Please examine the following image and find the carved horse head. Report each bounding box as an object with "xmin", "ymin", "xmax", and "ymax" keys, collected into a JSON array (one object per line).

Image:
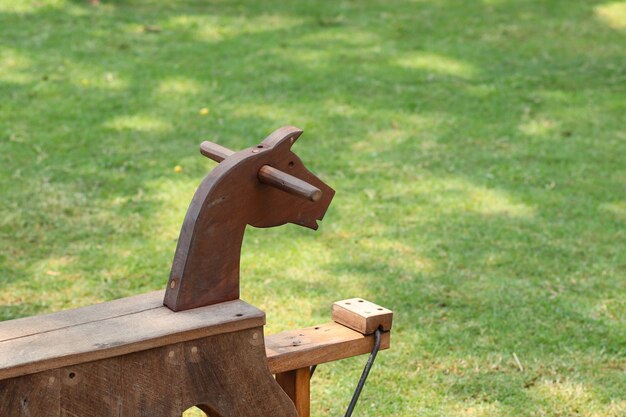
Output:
[{"xmin": 164, "ymin": 126, "xmax": 335, "ymax": 311}]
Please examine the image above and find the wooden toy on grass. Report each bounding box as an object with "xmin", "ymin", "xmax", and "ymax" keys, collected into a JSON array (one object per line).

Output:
[{"xmin": 0, "ymin": 126, "xmax": 393, "ymax": 417}]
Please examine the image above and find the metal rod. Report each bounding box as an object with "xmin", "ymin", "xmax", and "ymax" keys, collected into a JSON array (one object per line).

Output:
[
  {"xmin": 199, "ymin": 141, "xmax": 322, "ymax": 202},
  {"xmin": 344, "ymin": 328, "xmax": 383, "ymax": 417}
]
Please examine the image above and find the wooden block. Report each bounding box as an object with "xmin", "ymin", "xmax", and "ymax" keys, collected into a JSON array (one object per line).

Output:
[
  {"xmin": 331, "ymin": 298, "xmax": 393, "ymax": 334},
  {"xmin": 265, "ymin": 322, "xmax": 390, "ymax": 374}
]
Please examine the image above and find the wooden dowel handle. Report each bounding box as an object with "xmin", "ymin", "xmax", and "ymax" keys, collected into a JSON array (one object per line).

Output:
[
  {"xmin": 199, "ymin": 141, "xmax": 322, "ymax": 202},
  {"xmin": 258, "ymin": 165, "xmax": 322, "ymax": 202},
  {"xmin": 200, "ymin": 141, "xmax": 235, "ymax": 162}
]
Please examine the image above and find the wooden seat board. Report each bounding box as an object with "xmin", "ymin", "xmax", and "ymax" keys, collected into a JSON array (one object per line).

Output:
[
  {"xmin": 0, "ymin": 291, "xmax": 166, "ymax": 342},
  {"xmin": 0, "ymin": 295, "xmax": 265, "ymax": 381},
  {"xmin": 265, "ymin": 322, "xmax": 390, "ymax": 374}
]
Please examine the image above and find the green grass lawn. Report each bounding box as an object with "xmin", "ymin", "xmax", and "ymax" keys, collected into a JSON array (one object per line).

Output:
[{"xmin": 1, "ymin": 0, "xmax": 625, "ymax": 415}]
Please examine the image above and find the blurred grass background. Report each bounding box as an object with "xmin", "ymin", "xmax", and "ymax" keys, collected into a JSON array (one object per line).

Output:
[{"xmin": 0, "ymin": 0, "xmax": 625, "ymax": 416}]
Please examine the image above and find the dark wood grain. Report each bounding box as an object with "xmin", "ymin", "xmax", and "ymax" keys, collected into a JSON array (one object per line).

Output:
[
  {"xmin": 1, "ymin": 328, "xmax": 298, "ymax": 417},
  {"xmin": 257, "ymin": 165, "xmax": 322, "ymax": 202},
  {"xmin": 201, "ymin": 140, "xmax": 322, "ymax": 202},
  {"xmin": 0, "ymin": 370, "xmax": 60, "ymax": 417},
  {"xmin": 165, "ymin": 126, "xmax": 335, "ymax": 311}
]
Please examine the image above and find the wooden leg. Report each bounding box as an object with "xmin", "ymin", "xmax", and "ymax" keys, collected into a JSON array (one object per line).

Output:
[{"xmin": 276, "ymin": 367, "xmax": 310, "ymax": 417}]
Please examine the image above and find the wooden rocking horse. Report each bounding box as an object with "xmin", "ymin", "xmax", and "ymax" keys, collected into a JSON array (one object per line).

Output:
[{"xmin": 0, "ymin": 126, "xmax": 393, "ymax": 417}]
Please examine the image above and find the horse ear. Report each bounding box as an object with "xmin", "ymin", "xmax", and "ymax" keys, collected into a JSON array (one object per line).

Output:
[{"xmin": 261, "ymin": 126, "xmax": 303, "ymax": 150}]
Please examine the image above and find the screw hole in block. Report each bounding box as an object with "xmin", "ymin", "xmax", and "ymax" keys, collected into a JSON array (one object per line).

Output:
[{"xmin": 68, "ymin": 372, "xmax": 76, "ymax": 379}]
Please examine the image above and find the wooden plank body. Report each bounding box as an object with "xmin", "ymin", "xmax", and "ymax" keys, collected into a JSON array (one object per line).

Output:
[
  {"xmin": 0, "ymin": 327, "xmax": 297, "ymax": 417},
  {"xmin": 0, "ymin": 291, "xmax": 393, "ymax": 417},
  {"xmin": 0, "ymin": 291, "xmax": 264, "ymax": 381}
]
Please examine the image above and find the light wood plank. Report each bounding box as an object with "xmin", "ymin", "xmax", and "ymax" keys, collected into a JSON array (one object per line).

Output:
[{"xmin": 265, "ymin": 322, "xmax": 390, "ymax": 374}]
